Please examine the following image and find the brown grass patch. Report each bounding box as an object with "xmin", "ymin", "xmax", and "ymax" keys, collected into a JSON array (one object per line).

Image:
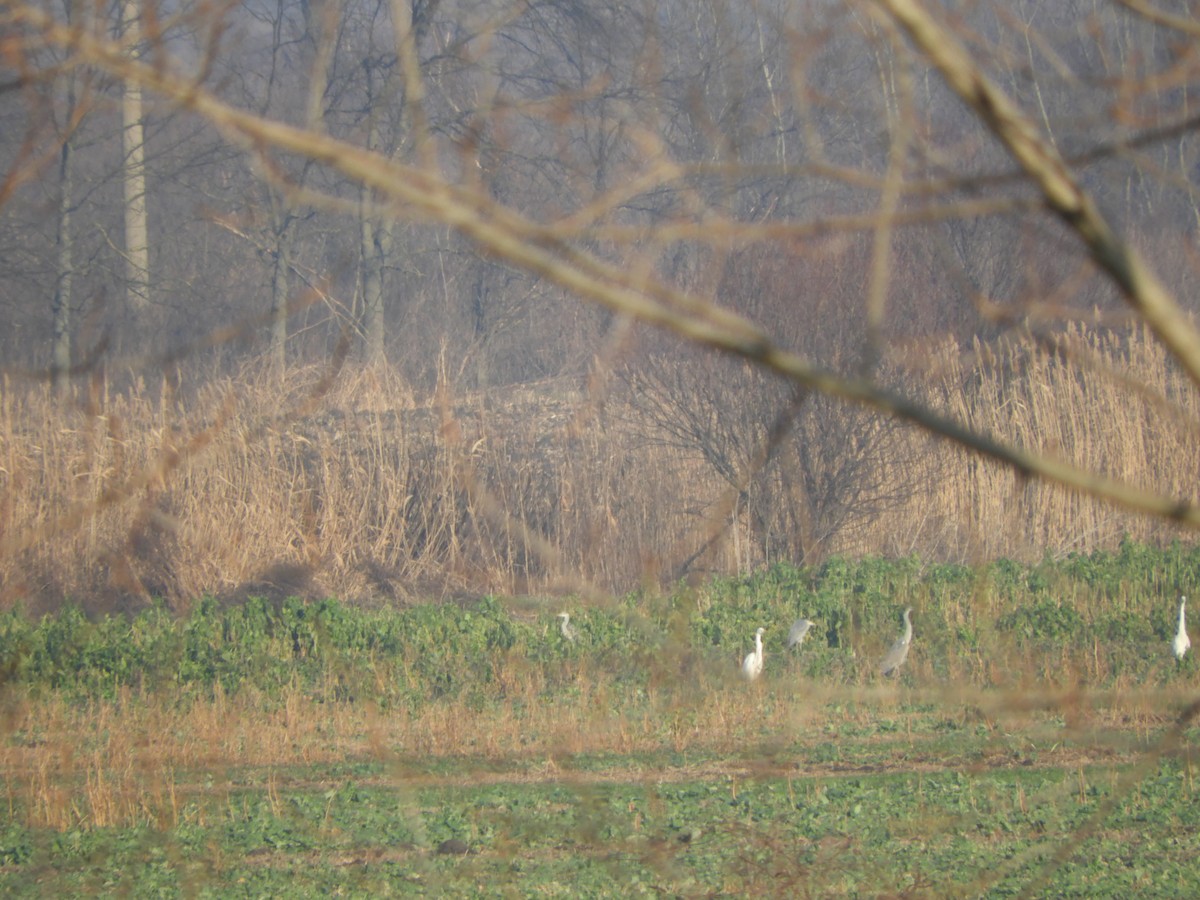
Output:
[{"xmin": 2, "ymin": 673, "xmax": 1193, "ymax": 832}]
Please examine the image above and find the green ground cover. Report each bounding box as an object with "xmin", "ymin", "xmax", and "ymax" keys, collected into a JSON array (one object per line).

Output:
[
  {"xmin": 1, "ymin": 745, "xmax": 1197, "ymax": 897},
  {"xmin": 1, "ymin": 541, "xmax": 1198, "ymax": 896}
]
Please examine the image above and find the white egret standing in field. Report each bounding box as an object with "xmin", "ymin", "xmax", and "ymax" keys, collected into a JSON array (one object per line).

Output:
[
  {"xmin": 741, "ymin": 627, "xmax": 765, "ymax": 680},
  {"xmin": 879, "ymin": 607, "xmax": 913, "ymax": 677},
  {"xmin": 556, "ymin": 612, "xmax": 578, "ymax": 643},
  {"xmin": 787, "ymin": 617, "xmax": 814, "ymax": 649},
  {"xmin": 1173, "ymin": 596, "xmax": 1190, "ymax": 661}
]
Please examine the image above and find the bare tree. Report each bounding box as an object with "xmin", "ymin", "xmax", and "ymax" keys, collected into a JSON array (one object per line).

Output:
[
  {"xmin": 4, "ymin": 0, "xmax": 1200, "ymax": 564},
  {"xmin": 49, "ymin": 44, "xmax": 80, "ymax": 390},
  {"xmin": 624, "ymin": 239, "xmax": 932, "ymax": 569},
  {"xmin": 118, "ymin": 0, "xmax": 149, "ymax": 327}
]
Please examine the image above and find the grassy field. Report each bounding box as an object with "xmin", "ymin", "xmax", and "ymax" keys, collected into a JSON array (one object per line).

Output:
[
  {"xmin": 3, "ymin": 741, "xmax": 1197, "ymax": 897},
  {"xmin": 2, "ymin": 545, "xmax": 1199, "ymax": 896}
]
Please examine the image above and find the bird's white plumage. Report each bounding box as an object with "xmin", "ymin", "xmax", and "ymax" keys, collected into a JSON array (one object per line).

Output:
[
  {"xmin": 742, "ymin": 627, "xmax": 765, "ymax": 680},
  {"xmin": 787, "ymin": 618, "xmax": 814, "ymax": 649},
  {"xmin": 879, "ymin": 607, "xmax": 913, "ymax": 677},
  {"xmin": 1173, "ymin": 596, "xmax": 1190, "ymax": 661},
  {"xmin": 557, "ymin": 612, "xmax": 578, "ymax": 643}
]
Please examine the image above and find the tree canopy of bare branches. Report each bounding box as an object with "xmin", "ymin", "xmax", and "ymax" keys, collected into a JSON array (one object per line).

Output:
[{"xmin": 3, "ymin": 0, "xmax": 1200, "ymax": 601}]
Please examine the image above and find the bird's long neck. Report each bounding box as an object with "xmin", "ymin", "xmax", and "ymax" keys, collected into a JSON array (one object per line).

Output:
[
  {"xmin": 903, "ymin": 612, "xmax": 912, "ymax": 643},
  {"xmin": 1180, "ymin": 602, "xmax": 1187, "ymax": 631},
  {"xmin": 755, "ymin": 633, "xmax": 763, "ymax": 654}
]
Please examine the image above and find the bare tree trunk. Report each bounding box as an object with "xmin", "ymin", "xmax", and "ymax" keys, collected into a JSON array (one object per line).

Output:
[
  {"xmin": 268, "ymin": 203, "xmax": 295, "ymax": 372},
  {"xmin": 361, "ymin": 200, "xmax": 392, "ymax": 367},
  {"xmin": 120, "ymin": 0, "xmax": 149, "ymax": 319},
  {"xmin": 359, "ymin": 46, "xmax": 392, "ymax": 368},
  {"xmin": 358, "ymin": 0, "xmax": 424, "ymax": 367},
  {"xmin": 51, "ymin": 77, "xmax": 75, "ymax": 392},
  {"xmin": 357, "ymin": 50, "xmax": 397, "ymax": 369}
]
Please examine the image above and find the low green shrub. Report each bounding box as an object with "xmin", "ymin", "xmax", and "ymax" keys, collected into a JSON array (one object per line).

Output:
[{"xmin": 2, "ymin": 540, "xmax": 1198, "ymax": 704}]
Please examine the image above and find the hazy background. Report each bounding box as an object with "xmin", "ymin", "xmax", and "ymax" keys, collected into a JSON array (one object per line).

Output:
[{"xmin": 3, "ymin": 0, "xmax": 1200, "ymax": 612}]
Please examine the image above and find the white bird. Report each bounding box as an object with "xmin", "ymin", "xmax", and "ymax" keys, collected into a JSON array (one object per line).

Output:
[
  {"xmin": 556, "ymin": 612, "xmax": 578, "ymax": 643},
  {"xmin": 741, "ymin": 627, "xmax": 765, "ymax": 680},
  {"xmin": 879, "ymin": 607, "xmax": 913, "ymax": 677},
  {"xmin": 787, "ymin": 617, "xmax": 815, "ymax": 649},
  {"xmin": 1173, "ymin": 596, "xmax": 1190, "ymax": 661}
]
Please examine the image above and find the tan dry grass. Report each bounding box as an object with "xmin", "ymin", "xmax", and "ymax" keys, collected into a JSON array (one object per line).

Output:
[
  {"xmin": 866, "ymin": 324, "xmax": 1200, "ymax": 562},
  {"xmin": 3, "ymin": 656, "xmax": 1194, "ymax": 832},
  {"xmin": 1, "ymin": 325, "xmax": 1198, "ymax": 612}
]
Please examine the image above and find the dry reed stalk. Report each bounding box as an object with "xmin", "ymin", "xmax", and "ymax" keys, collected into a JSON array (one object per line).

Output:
[
  {"xmin": 2, "ymin": 326, "xmax": 1198, "ymax": 611},
  {"xmin": 853, "ymin": 327, "xmax": 1200, "ymax": 564}
]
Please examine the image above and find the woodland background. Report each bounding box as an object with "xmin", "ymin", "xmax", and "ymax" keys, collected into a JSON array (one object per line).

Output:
[{"xmin": 3, "ymin": 0, "xmax": 1200, "ymax": 613}]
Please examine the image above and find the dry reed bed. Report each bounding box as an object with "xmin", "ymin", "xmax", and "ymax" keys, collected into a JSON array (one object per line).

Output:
[
  {"xmin": 908, "ymin": 324, "xmax": 1200, "ymax": 559},
  {"xmin": 1, "ymin": 325, "xmax": 1198, "ymax": 612}
]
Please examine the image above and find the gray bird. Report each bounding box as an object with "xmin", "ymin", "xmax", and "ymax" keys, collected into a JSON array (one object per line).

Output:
[
  {"xmin": 556, "ymin": 611, "xmax": 578, "ymax": 643},
  {"xmin": 879, "ymin": 607, "xmax": 913, "ymax": 677},
  {"xmin": 787, "ymin": 617, "xmax": 815, "ymax": 649}
]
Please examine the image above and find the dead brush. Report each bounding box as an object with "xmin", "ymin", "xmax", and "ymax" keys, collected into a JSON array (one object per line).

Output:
[
  {"xmin": 871, "ymin": 326, "xmax": 1200, "ymax": 563},
  {"xmin": 4, "ymin": 324, "xmax": 1199, "ymax": 613}
]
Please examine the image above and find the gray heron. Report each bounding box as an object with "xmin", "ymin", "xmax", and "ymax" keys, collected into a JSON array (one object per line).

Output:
[
  {"xmin": 787, "ymin": 617, "xmax": 814, "ymax": 649},
  {"xmin": 879, "ymin": 607, "xmax": 913, "ymax": 677}
]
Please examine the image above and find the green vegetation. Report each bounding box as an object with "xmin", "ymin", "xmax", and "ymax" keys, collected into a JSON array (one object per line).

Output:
[
  {"xmin": 4, "ymin": 539, "xmax": 1199, "ymax": 704},
  {"xmin": 1, "ymin": 542, "xmax": 1198, "ymax": 896},
  {"xmin": 1, "ymin": 755, "xmax": 1198, "ymax": 897}
]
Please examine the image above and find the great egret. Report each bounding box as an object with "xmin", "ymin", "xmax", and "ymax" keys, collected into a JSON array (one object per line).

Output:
[
  {"xmin": 1174, "ymin": 596, "xmax": 1191, "ymax": 661},
  {"xmin": 556, "ymin": 612, "xmax": 578, "ymax": 643},
  {"xmin": 787, "ymin": 617, "xmax": 814, "ymax": 649},
  {"xmin": 741, "ymin": 627, "xmax": 765, "ymax": 680},
  {"xmin": 879, "ymin": 607, "xmax": 913, "ymax": 677}
]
